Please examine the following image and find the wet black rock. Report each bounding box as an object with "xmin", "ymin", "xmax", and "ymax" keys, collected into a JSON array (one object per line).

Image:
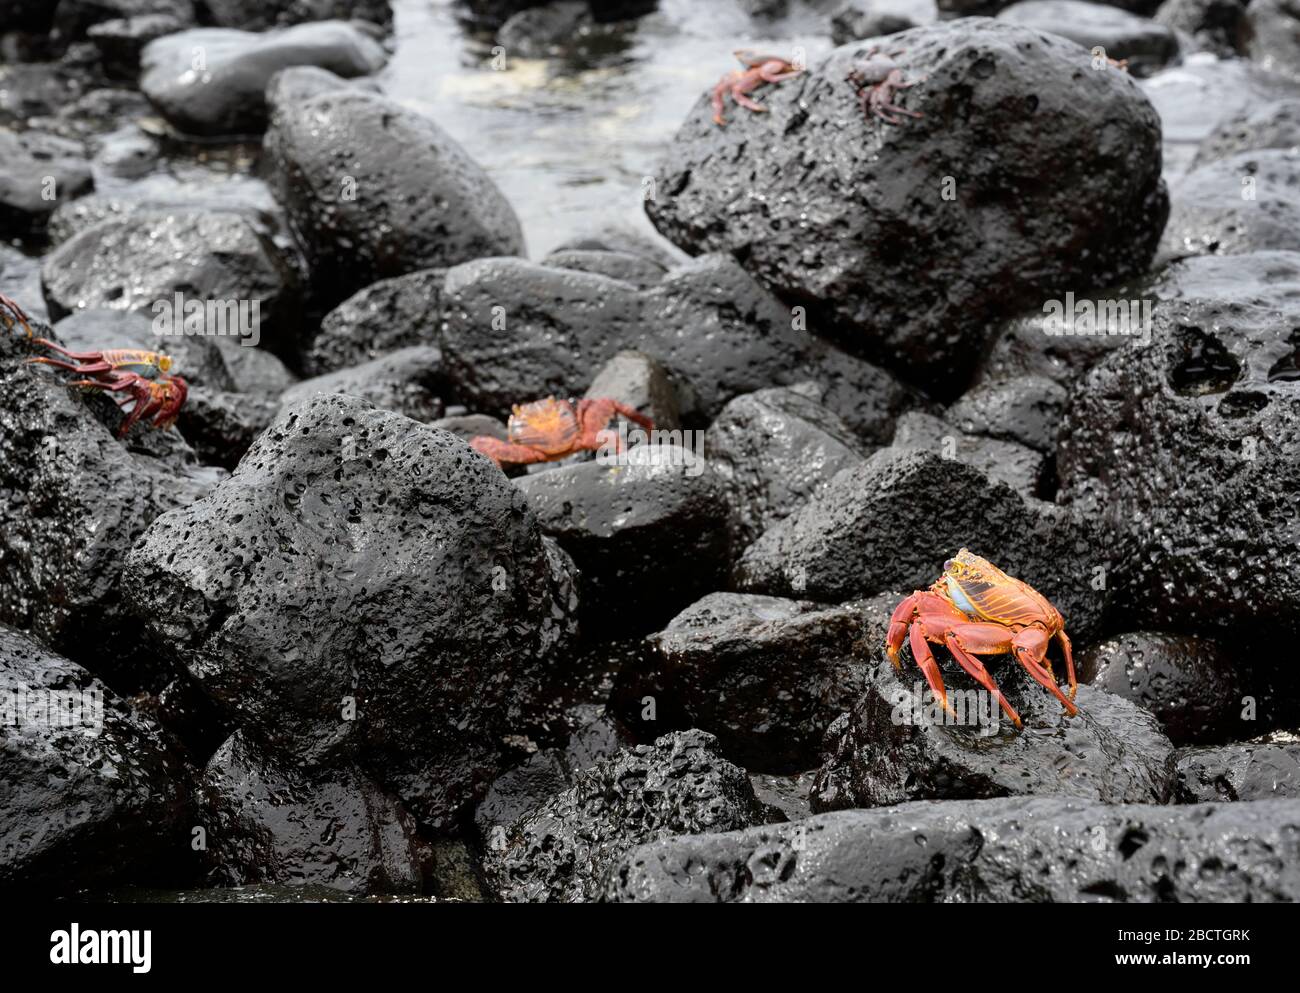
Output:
[
  {"xmin": 180, "ymin": 387, "xmax": 280, "ymax": 471},
  {"xmin": 584, "ymin": 349, "xmax": 681, "ymax": 432},
  {"xmin": 123, "ymin": 394, "xmax": 579, "ymax": 829},
  {"xmin": 1194, "ymin": 98, "xmax": 1300, "ymax": 166},
  {"xmin": 306, "ymin": 268, "xmax": 446, "ymax": 376},
  {"xmin": 265, "ymin": 64, "xmax": 383, "ymax": 107},
  {"xmin": 735, "ymin": 448, "xmax": 1108, "ymax": 641},
  {"xmin": 1160, "ymin": 149, "xmax": 1300, "ymax": 258},
  {"xmin": 997, "ymin": 1, "xmax": 1179, "ymax": 73},
  {"xmin": 498, "ymin": 1, "xmax": 637, "ymax": 61},
  {"xmin": 549, "ymin": 223, "xmax": 679, "ymax": 268},
  {"xmin": 891, "ymin": 410, "xmax": 1045, "ymax": 496},
  {"xmin": 196, "ymin": 732, "xmax": 425, "ymax": 895},
  {"xmin": 541, "ymin": 248, "xmax": 666, "ymax": 289},
  {"xmin": 214, "ymin": 339, "xmax": 297, "ymax": 397},
  {"xmin": 278, "ymin": 346, "xmax": 445, "ymax": 423},
  {"xmin": 55, "ymin": 309, "xmax": 235, "ymax": 391},
  {"xmin": 646, "ymin": 19, "xmax": 1168, "ymax": 396},
  {"xmin": 439, "ymin": 254, "xmax": 917, "ymax": 442},
  {"xmin": 483, "ymin": 730, "xmax": 768, "ymax": 903},
  {"xmin": 265, "ymin": 89, "xmax": 525, "ymax": 309},
  {"xmin": 1155, "ymin": 0, "xmax": 1246, "ymax": 56},
  {"xmin": 649, "ymin": 593, "xmax": 873, "ymax": 771},
  {"xmin": 1142, "ymin": 56, "xmax": 1300, "ymax": 175},
  {"xmin": 0, "ymin": 625, "xmax": 190, "ymax": 894},
  {"xmin": 0, "ymin": 245, "xmax": 49, "ymax": 324},
  {"xmin": 202, "ymin": 0, "xmax": 394, "ymax": 30},
  {"xmin": 140, "ymin": 22, "xmax": 388, "ymax": 138},
  {"xmin": 830, "ymin": 0, "xmax": 937, "ymax": 43},
  {"xmin": 0, "ymin": 130, "xmax": 94, "ymax": 234},
  {"xmin": 0, "ymin": 329, "xmax": 222, "ymax": 691},
  {"xmin": 945, "ymin": 373, "xmax": 1068, "ymax": 452},
  {"xmin": 1080, "ymin": 631, "xmax": 1248, "ymax": 744},
  {"xmin": 1057, "ymin": 251, "xmax": 1300, "ymax": 638},
  {"xmin": 1243, "ymin": 0, "xmax": 1300, "ymax": 78},
  {"xmin": 41, "ymin": 211, "xmax": 304, "ymax": 362},
  {"xmin": 515, "ymin": 445, "xmax": 728, "ymax": 635},
  {"xmin": 1176, "ymin": 733, "xmax": 1300, "ymax": 800},
  {"xmin": 604, "ymin": 795, "xmax": 1300, "ymax": 902},
  {"xmin": 705, "ymin": 385, "xmax": 868, "ymax": 549},
  {"xmin": 812, "ymin": 656, "xmax": 1176, "ymax": 810}
]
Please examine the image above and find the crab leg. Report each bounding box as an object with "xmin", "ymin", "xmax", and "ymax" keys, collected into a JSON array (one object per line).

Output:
[
  {"xmin": 909, "ymin": 622, "xmax": 956, "ymax": 721},
  {"xmin": 469, "ymin": 436, "xmax": 553, "ymax": 468},
  {"xmin": 732, "ymin": 89, "xmax": 769, "ymax": 113},
  {"xmin": 1057, "ymin": 628, "xmax": 1078, "ymax": 701},
  {"xmin": 942, "ymin": 634, "xmax": 1023, "ymax": 728},
  {"xmin": 1, "ymin": 293, "xmax": 33, "ymax": 338}
]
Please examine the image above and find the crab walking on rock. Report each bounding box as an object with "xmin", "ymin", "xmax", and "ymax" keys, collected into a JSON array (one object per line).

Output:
[
  {"xmin": 885, "ymin": 549, "xmax": 1079, "ymax": 729},
  {"xmin": 711, "ymin": 49, "xmax": 803, "ymax": 126},
  {"xmin": 470, "ymin": 396, "xmax": 655, "ymax": 469}
]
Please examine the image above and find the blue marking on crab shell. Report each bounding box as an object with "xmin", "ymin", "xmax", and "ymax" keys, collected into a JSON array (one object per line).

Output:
[{"xmin": 945, "ymin": 576, "xmax": 978, "ymax": 618}]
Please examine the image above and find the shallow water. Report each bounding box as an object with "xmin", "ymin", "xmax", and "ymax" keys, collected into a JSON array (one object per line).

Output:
[{"xmin": 381, "ymin": 0, "xmax": 835, "ymax": 256}]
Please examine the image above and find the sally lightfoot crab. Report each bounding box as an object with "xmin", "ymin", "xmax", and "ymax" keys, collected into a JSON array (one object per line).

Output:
[
  {"xmin": 470, "ymin": 396, "xmax": 654, "ymax": 469},
  {"xmin": 711, "ymin": 49, "xmax": 803, "ymax": 126},
  {"xmin": 885, "ymin": 549, "xmax": 1078, "ymax": 729},
  {"xmin": 26, "ymin": 337, "xmax": 188, "ymax": 438},
  {"xmin": 846, "ymin": 48, "xmax": 925, "ymax": 125}
]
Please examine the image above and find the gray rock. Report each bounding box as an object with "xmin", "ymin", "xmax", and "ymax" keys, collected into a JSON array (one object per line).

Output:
[
  {"xmin": 123, "ymin": 394, "xmax": 579, "ymax": 829},
  {"xmin": 604, "ymin": 795, "xmax": 1300, "ymax": 902},
  {"xmin": 264, "ymin": 64, "xmax": 382, "ymax": 109},
  {"xmin": 945, "ymin": 373, "xmax": 1069, "ymax": 452},
  {"xmin": 0, "ymin": 245, "xmax": 48, "ymax": 324},
  {"xmin": 429, "ymin": 412, "xmax": 507, "ymax": 444},
  {"xmin": 997, "ymin": 1, "xmax": 1179, "ymax": 73},
  {"xmin": 812, "ymin": 656, "xmax": 1176, "ymax": 810},
  {"xmin": 830, "ymin": 0, "xmax": 938, "ymax": 44},
  {"xmin": 53, "ymin": 0, "xmax": 195, "ymax": 41},
  {"xmin": 1081, "ymin": 631, "xmax": 1249, "ymax": 744},
  {"xmin": 213, "ymin": 338, "xmax": 298, "ymax": 397},
  {"xmin": 0, "ymin": 130, "xmax": 94, "ymax": 234},
  {"xmin": 307, "ymin": 269, "xmax": 446, "ymax": 376},
  {"xmin": 735, "ymin": 447, "xmax": 1108, "ymax": 641},
  {"xmin": 41, "ymin": 211, "xmax": 304, "ymax": 363},
  {"xmin": 646, "ymin": 20, "xmax": 1168, "ymax": 396},
  {"xmin": 483, "ymin": 730, "xmax": 768, "ymax": 903},
  {"xmin": 649, "ymin": 593, "xmax": 873, "ymax": 771},
  {"xmin": 1195, "ymin": 98, "xmax": 1300, "ymax": 166},
  {"xmin": 584, "ymin": 349, "xmax": 680, "ymax": 431},
  {"xmin": 0, "ymin": 625, "xmax": 190, "ymax": 894},
  {"xmin": 541, "ymin": 248, "xmax": 666, "ymax": 289},
  {"xmin": 1176, "ymin": 734, "xmax": 1300, "ymax": 800},
  {"xmin": 265, "ymin": 89, "xmax": 524, "ymax": 308},
  {"xmin": 705, "ymin": 385, "xmax": 869, "ymax": 549},
  {"xmin": 1243, "ymin": 0, "xmax": 1300, "ymax": 79},
  {"xmin": 196, "ymin": 731, "xmax": 425, "ymax": 895},
  {"xmin": 87, "ymin": 14, "xmax": 188, "ymax": 79},
  {"xmin": 140, "ymin": 22, "xmax": 388, "ymax": 138},
  {"xmin": 1160, "ymin": 148, "xmax": 1300, "ymax": 259},
  {"xmin": 891, "ymin": 409, "xmax": 1044, "ymax": 495},
  {"xmin": 1156, "ymin": 0, "xmax": 1247, "ymax": 55},
  {"xmin": 201, "ymin": 0, "xmax": 393, "ymax": 30},
  {"xmin": 278, "ymin": 346, "xmax": 444, "ymax": 423},
  {"xmin": 439, "ymin": 254, "xmax": 918, "ymax": 442},
  {"xmin": 1058, "ymin": 251, "xmax": 1300, "ymax": 638},
  {"xmin": 515, "ymin": 444, "xmax": 729, "ymax": 635}
]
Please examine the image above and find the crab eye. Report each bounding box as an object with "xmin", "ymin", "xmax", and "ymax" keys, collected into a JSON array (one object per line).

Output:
[
  {"xmin": 158, "ymin": 356, "xmax": 172, "ymax": 373},
  {"xmin": 943, "ymin": 559, "xmax": 955, "ymax": 572}
]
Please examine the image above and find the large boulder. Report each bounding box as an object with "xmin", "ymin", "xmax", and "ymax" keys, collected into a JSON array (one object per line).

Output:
[
  {"xmin": 645, "ymin": 19, "xmax": 1168, "ymax": 396},
  {"xmin": 439, "ymin": 254, "xmax": 918, "ymax": 442},
  {"xmin": 123, "ymin": 394, "xmax": 580, "ymax": 829},
  {"xmin": 1176, "ymin": 734, "xmax": 1300, "ymax": 800},
  {"xmin": 735, "ymin": 448, "xmax": 1109, "ymax": 641},
  {"xmin": 306, "ymin": 268, "xmax": 446, "ymax": 376},
  {"xmin": 812, "ymin": 656, "xmax": 1177, "ymax": 809},
  {"xmin": 277, "ymin": 346, "xmax": 445, "ymax": 424},
  {"xmin": 1058, "ymin": 251, "xmax": 1300, "ymax": 638},
  {"xmin": 0, "ymin": 327, "xmax": 222, "ymax": 691},
  {"xmin": 41, "ymin": 210, "xmax": 304, "ymax": 362},
  {"xmin": 482, "ymin": 730, "xmax": 769, "ymax": 903},
  {"xmin": 604, "ymin": 796, "xmax": 1300, "ymax": 902},
  {"xmin": 195, "ymin": 732, "xmax": 425, "ymax": 894},
  {"xmin": 1160, "ymin": 149, "xmax": 1300, "ymax": 258},
  {"xmin": 140, "ymin": 22, "xmax": 388, "ymax": 137},
  {"xmin": 996, "ymin": 1, "xmax": 1179, "ymax": 73},
  {"xmin": 0, "ymin": 625, "xmax": 190, "ymax": 894},
  {"xmin": 265, "ymin": 89, "xmax": 525, "ymax": 308},
  {"xmin": 648, "ymin": 593, "xmax": 873, "ymax": 772}
]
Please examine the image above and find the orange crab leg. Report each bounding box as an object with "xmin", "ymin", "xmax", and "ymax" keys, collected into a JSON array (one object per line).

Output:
[
  {"xmin": 941, "ymin": 633, "xmax": 1023, "ymax": 728},
  {"xmin": 946, "ymin": 622, "xmax": 1078, "ymax": 717},
  {"xmin": 1057, "ymin": 628, "xmax": 1077, "ymax": 701},
  {"xmin": 1, "ymin": 293, "xmax": 33, "ymax": 338},
  {"xmin": 909, "ymin": 622, "xmax": 956, "ymax": 721},
  {"xmin": 469, "ymin": 436, "xmax": 553, "ymax": 468}
]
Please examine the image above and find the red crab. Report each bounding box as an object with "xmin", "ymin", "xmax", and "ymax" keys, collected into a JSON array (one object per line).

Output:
[
  {"xmin": 711, "ymin": 49, "xmax": 803, "ymax": 126},
  {"xmin": 885, "ymin": 549, "xmax": 1078, "ymax": 729},
  {"xmin": 846, "ymin": 48, "xmax": 925, "ymax": 125},
  {"xmin": 27, "ymin": 338, "xmax": 189, "ymax": 438},
  {"xmin": 1, "ymin": 292, "xmax": 34, "ymax": 338},
  {"xmin": 470, "ymin": 396, "xmax": 654, "ymax": 469}
]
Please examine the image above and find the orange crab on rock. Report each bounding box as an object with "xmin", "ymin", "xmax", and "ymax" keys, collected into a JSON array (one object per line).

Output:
[
  {"xmin": 711, "ymin": 49, "xmax": 803, "ymax": 126},
  {"xmin": 470, "ymin": 396, "xmax": 654, "ymax": 469},
  {"xmin": 885, "ymin": 549, "xmax": 1078, "ymax": 729}
]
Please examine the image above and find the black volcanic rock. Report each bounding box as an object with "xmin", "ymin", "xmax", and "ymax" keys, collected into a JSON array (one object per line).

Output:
[
  {"xmin": 306, "ymin": 268, "xmax": 446, "ymax": 376},
  {"xmin": 1175, "ymin": 734, "xmax": 1300, "ymax": 800}
]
